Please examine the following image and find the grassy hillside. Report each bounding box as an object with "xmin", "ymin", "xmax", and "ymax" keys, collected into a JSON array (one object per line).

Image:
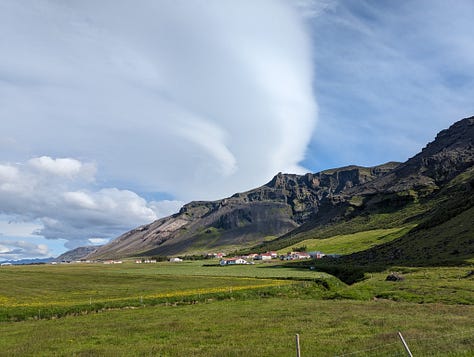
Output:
[
  {"xmin": 246, "ymin": 197, "xmax": 434, "ymax": 254},
  {"xmin": 337, "ymin": 167, "xmax": 474, "ymax": 268},
  {"xmin": 255, "ymin": 165, "xmax": 472, "ymax": 262},
  {"xmin": 278, "ymin": 226, "xmax": 413, "ymax": 255}
]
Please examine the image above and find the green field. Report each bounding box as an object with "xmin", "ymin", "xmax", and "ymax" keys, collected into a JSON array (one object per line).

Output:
[
  {"xmin": 1, "ymin": 296, "xmax": 473, "ymax": 356},
  {"xmin": 279, "ymin": 227, "xmax": 413, "ymax": 255},
  {"xmin": 0, "ymin": 263, "xmax": 303, "ymax": 321},
  {"xmin": 0, "ymin": 261, "xmax": 473, "ymax": 356}
]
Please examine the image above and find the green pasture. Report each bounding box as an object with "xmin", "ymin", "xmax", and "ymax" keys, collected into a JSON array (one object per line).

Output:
[
  {"xmin": 335, "ymin": 265, "xmax": 474, "ymax": 304},
  {"xmin": 1, "ymin": 259, "xmax": 473, "ymax": 356},
  {"xmin": 0, "ymin": 263, "xmax": 302, "ymax": 321},
  {"xmin": 1, "ymin": 298, "xmax": 473, "ymax": 356},
  {"xmin": 113, "ymin": 260, "xmax": 337, "ymax": 280},
  {"xmin": 279, "ymin": 227, "xmax": 412, "ymax": 255}
]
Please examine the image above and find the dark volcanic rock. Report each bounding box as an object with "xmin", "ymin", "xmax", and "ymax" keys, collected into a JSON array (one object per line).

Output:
[
  {"xmin": 352, "ymin": 117, "xmax": 474, "ymax": 195},
  {"xmin": 89, "ymin": 163, "xmax": 396, "ymax": 259},
  {"xmin": 89, "ymin": 116, "xmax": 474, "ymax": 260}
]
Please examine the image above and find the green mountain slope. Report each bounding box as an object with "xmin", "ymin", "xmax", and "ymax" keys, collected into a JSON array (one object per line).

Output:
[
  {"xmin": 253, "ymin": 117, "xmax": 474, "ymax": 263},
  {"xmin": 343, "ymin": 167, "xmax": 474, "ymax": 267}
]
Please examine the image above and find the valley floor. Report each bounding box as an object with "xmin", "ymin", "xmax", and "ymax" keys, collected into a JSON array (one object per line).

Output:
[{"xmin": 0, "ymin": 261, "xmax": 473, "ymax": 356}]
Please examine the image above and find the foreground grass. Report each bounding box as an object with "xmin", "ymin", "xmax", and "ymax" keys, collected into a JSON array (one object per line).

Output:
[
  {"xmin": 0, "ymin": 298, "xmax": 472, "ymax": 356},
  {"xmin": 1, "ymin": 261, "xmax": 473, "ymax": 356}
]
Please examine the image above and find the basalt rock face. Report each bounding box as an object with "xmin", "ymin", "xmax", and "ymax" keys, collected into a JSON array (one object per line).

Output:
[
  {"xmin": 89, "ymin": 116, "xmax": 474, "ymax": 260},
  {"xmin": 263, "ymin": 117, "xmax": 474, "ymax": 255},
  {"xmin": 89, "ymin": 163, "xmax": 397, "ymax": 259},
  {"xmin": 350, "ymin": 117, "xmax": 474, "ymax": 195}
]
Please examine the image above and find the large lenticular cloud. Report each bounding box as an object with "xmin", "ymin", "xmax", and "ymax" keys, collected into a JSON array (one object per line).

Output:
[
  {"xmin": 0, "ymin": 0, "xmax": 316, "ymax": 201},
  {"xmin": 0, "ymin": 1, "xmax": 317, "ymax": 253}
]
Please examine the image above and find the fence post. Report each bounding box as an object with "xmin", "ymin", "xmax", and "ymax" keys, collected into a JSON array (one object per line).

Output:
[
  {"xmin": 398, "ymin": 331, "xmax": 413, "ymax": 357},
  {"xmin": 295, "ymin": 333, "xmax": 301, "ymax": 357}
]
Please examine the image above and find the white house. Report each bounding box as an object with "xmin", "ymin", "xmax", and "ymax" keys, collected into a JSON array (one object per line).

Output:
[
  {"xmin": 255, "ymin": 253, "xmax": 272, "ymax": 261},
  {"xmin": 220, "ymin": 258, "xmax": 249, "ymax": 266},
  {"xmin": 169, "ymin": 257, "xmax": 183, "ymax": 262}
]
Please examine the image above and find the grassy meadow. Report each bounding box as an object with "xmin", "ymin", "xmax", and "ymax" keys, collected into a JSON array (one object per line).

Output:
[
  {"xmin": 0, "ymin": 260, "xmax": 473, "ymax": 356},
  {"xmin": 279, "ymin": 227, "xmax": 413, "ymax": 255},
  {"xmin": 1, "ymin": 296, "xmax": 473, "ymax": 356}
]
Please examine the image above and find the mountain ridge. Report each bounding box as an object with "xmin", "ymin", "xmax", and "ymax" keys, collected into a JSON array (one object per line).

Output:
[
  {"xmin": 88, "ymin": 162, "xmax": 399, "ymax": 259},
  {"xmin": 89, "ymin": 116, "xmax": 474, "ymax": 261}
]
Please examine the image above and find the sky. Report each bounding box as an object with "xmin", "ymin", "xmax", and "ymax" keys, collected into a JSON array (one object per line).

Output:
[{"xmin": 1, "ymin": 0, "xmax": 473, "ymax": 260}]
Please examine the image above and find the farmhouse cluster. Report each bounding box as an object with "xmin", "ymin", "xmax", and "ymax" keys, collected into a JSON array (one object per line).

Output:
[{"xmin": 218, "ymin": 251, "xmax": 326, "ymax": 265}]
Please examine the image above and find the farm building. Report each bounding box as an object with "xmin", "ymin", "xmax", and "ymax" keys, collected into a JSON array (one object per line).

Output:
[
  {"xmin": 219, "ymin": 258, "xmax": 249, "ymax": 266},
  {"xmin": 255, "ymin": 253, "xmax": 272, "ymax": 260}
]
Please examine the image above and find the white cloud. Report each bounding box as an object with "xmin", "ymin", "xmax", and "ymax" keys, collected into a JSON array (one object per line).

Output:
[
  {"xmin": 28, "ymin": 156, "xmax": 96, "ymax": 181},
  {"xmin": 0, "ymin": 0, "xmax": 317, "ymax": 201},
  {"xmin": 88, "ymin": 238, "xmax": 109, "ymax": 245},
  {"xmin": 0, "ymin": 157, "xmax": 184, "ymax": 250},
  {"xmin": 0, "ymin": 240, "xmax": 51, "ymax": 261},
  {"xmin": 0, "ymin": 1, "xmax": 317, "ymax": 256}
]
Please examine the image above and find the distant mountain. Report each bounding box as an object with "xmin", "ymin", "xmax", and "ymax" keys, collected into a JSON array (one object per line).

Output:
[
  {"xmin": 56, "ymin": 246, "xmax": 102, "ymax": 262},
  {"xmin": 89, "ymin": 116, "xmax": 474, "ymax": 263},
  {"xmin": 0, "ymin": 257, "xmax": 54, "ymax": 265}
]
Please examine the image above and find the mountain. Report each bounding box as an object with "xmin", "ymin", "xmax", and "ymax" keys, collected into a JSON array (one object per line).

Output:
[
  {"xmin": 88, "ymin": 162, "xmax": 398, "ymax": 259},
  {"xmin": 256, "ymin": 117, "xmax": 474, "ymax": 268},
  {"xmin": 0, "ymin": 257, "xmax": 54, "ymax": 265},
  {"xmin": 90, "ymin": 116, "xmax": 474, "ymax": 261},
  {"xmin": 55, "ymin": 246, "xmax": 102, "ymax": 262}
]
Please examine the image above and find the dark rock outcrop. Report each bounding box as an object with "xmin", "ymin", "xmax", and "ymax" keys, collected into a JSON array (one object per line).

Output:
[
  {"xmin": 89, "ymin": 116, "xmax": 474, "ymax": 260},
  {"xmin": 88, "ymin": 163, "xmax": 396, "ymax": 259}
]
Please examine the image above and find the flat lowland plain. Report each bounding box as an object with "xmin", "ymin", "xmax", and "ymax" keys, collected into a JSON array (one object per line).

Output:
[{"xmin": 0, "ymin": 262, "xmax": 473, "ymax": 356}]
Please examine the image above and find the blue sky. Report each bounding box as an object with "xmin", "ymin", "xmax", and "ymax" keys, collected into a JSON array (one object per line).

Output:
[{"xmin": 0, "ymin": 0, "xmax": 473, "ymax": 259}]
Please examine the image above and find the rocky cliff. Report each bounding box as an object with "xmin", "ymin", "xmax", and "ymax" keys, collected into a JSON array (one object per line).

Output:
[
  {"xmin": 88, "ymin": 163, "xmax": 397, "ymax": 259},
  {"xmin": 89, "ymin": 116, "xmax": 474, "ymax": 260}
]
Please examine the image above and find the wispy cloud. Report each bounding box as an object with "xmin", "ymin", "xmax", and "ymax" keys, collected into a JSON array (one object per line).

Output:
[
  {"xmin": 0, "ymin": 1, "xmax": 317, "ymax": 257},
  {"xmin": 0, "ymin": 0, "xmax": 317, "ymax": 201},
  {"xmin": 304, "ymin": 0, "xmax": 474, "ymax": 170}
]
